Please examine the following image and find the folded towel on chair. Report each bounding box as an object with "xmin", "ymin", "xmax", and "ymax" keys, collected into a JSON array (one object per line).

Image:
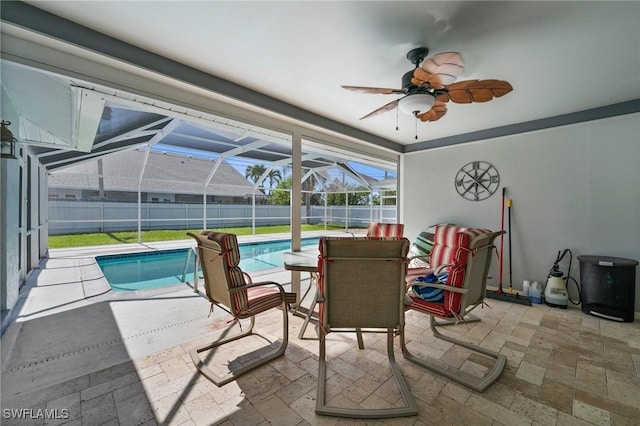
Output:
[{"xmin": 410, "ymin": 272, "xmax": 448, "ymax": 302}]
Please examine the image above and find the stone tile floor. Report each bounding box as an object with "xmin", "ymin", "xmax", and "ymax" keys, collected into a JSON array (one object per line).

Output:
[{"xmin": 2, "ymin": 299, "xmax": 640, "ymax": 425}]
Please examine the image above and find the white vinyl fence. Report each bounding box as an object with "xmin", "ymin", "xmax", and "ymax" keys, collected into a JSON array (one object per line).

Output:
[{"xmin": 48, "ymin": 201, "xmax": 397, "ymax": 235}]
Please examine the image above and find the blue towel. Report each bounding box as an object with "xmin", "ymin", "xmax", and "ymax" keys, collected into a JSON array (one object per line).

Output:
[{"xmin": 411, "ymin": 272, "xmax": 448, "ymax": 302}]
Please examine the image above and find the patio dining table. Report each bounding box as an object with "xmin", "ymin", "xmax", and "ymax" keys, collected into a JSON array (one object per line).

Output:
[{"xmin": 283, "ymin": 249, "xmax": 320, "ymax": 339}]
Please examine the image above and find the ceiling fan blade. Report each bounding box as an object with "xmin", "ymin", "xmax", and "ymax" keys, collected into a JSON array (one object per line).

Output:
[
  {"xmin": 342, "ymin": 85, "xmax": 404, "ymax": 95},
  {"xmin": 446, "ymin": 79, "xmax": 513, "ymax": 103},
  {"xmin": 435, "ymin": 92, "xmax": 451, "ymax": 103},
  {"xmin": 412, "ymin": 52, "xmax": 465, "ymax": 89},
  {"xmin": 359, "ymin": 99, "xmax": 400, "ymax": 120},
  {"xmin": 416, "ymin": 101, "xmax": 448, "ymax": 122}
]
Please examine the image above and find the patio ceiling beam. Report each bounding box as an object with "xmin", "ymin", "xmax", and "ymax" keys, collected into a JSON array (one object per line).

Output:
[
  {"xmin": 253, "ymin": 164, "xmax": 274, "ymax": 189},
  {"xmin": 301, "ymin": 169, "xmax": 314, "ymax": 185},
  {"xmin": 250, "ymin": 152, "xmax": 319, "ymax": 190},
  {"xmin": 85, "ymin": 86, "xmax": 294, "ymax": 151},
  {"xmin": 233, "ymin": 132, "xmax": 249, "ymax": 142},
  {"xmin": 311, "ymin": 170, "xmax": 328, "ymax": 192},
  {"xmin": 219, "ymin": 139, "xmax": 271, "ymax": 159},
  {"xmin": 271, "ymin": 153, "xmax": 319, "ymax": 169},
  {"xmin": 204, "ymin": 139, "xmax": 271, "ymax": 187},
  {"xmin": 43, "ymin": 140, "xmax": 150, "ymax": 170},
  {"xmin": 168, "ymin": 131, "xmax": 241, "ymax": 148},
  {"xmin": 145, "ymin": 118, "xmax": 182, "ymax": 147},
  {"xmin": 34, "ymin": 116, "xmax": 172, "ymax": 160},
  {"xmin": 188, "ymin": 120, "xmax": 289, "ymax": 147},
  {"xmin": 336, "ymin": 162, "xmax": 371, "ymax": 190}
]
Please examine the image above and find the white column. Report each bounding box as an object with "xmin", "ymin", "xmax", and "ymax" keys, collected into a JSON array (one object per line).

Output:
[{"xmin": 290, "ymin": 132, "xmax": 302, "ymax": 299}]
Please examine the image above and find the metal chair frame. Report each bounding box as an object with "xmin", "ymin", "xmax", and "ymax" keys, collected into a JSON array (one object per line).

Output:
[
  {"xmin": 401, "ymin": 229, "xmax": 507, "ymax": 392},
  {"xmin": 315, "ymin": 237, "xmax": 418, "ymax": 418},
  {"xmin": 187, "ymin": 231, "xmax": 295, "ymax": 387}
]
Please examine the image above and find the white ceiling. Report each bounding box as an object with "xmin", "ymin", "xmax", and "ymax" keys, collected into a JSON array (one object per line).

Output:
[{"xmin": 16, "ymin": 1, "xmax": 640, "ymax": 147}]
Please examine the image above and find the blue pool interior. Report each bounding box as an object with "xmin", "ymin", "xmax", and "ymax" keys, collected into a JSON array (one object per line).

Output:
[{"xmin": 96, "ymin": 237, "xmax": 320, "ymax": 292}]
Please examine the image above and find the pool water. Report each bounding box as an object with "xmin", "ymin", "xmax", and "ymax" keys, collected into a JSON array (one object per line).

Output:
[{"xmin": 97, "ymin": 237, "xmax": 319, "ymax": 292}]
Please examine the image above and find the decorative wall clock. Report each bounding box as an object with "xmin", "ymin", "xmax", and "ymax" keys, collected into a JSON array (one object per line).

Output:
[{"xmin": 454, "ymin": 161, "xmax": 500, "ymax": 201}]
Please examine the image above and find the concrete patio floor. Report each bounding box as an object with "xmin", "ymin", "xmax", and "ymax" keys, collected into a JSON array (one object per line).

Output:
[{"xmin": 1, "ymin": 232, "xmax": 640, "ymax": 425}]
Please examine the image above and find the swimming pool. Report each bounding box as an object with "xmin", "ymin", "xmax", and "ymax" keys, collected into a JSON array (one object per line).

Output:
[{"xmin": 97, "ymin": 237, "xmax": 319, "ymax": 292}]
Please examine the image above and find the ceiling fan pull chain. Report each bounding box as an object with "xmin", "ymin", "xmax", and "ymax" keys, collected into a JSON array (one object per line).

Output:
[
  {"xmin": 414, "ymin": 113, "xmax": 418, "ymax": 140},
  {"xmin": 395, "ymin": 106, "xmax": 399, "ymax": 131}
]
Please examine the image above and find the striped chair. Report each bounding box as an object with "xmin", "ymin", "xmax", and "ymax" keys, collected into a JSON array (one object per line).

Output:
[
  {"xmin": 366, "ymin": 222, "xmax": 404, "ymax": 237},
  {"xmin": 400, "ymin": 225, "xmax": 507, "ymax": 392},
  {"xmin": 187, "ymin": 231, "xmax": 296, "ymax": 386},
  {"xmin": 405, "ymin": 222, "xmax": 456, "ymax": 283}
]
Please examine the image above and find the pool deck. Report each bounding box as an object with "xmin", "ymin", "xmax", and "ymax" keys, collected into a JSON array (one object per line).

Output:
[{"xmin": 0, "ymin": 230, "xmax": 354, "ymax": 398}]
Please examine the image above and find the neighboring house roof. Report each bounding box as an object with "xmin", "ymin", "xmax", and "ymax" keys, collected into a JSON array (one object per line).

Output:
[{"xmin": 48, "ymin": 149, "xmax": 259, "ymax": 197}]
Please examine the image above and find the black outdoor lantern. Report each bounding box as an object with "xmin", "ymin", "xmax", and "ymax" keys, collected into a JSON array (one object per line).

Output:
[{"xmin": 1, "ymin": 120, "xmax": 18, "ymax": 159}]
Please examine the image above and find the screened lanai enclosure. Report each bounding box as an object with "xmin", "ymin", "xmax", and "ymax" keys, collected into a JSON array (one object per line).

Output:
[
  {"xmin": 47, "ymin": 124, "xmax": 399, "ymax": 238},
  {"xmin": 3, "ymin": 60, "xmax": 399, "ymax": 241},
  {"xmin": 1, "ymin": 51, "xmax": 399, "ymax": 332}
]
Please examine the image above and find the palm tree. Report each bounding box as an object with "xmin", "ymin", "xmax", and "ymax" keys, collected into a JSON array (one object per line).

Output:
[
  {"xmin": 301, "ymin": 173, "xmax": 317, "ymax": 224},
  {"xmin": 245, "ymin": 164, "xmax": 267, "ymax": 185},
  {"xmin": 266, "ymin": 169, "xmax": 282, "ymax": 190}
]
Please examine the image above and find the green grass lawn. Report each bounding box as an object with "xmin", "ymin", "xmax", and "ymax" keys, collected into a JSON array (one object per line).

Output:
[{"xmin": 48, "ymin": 224, "xmax": 351, "ymax": 248}]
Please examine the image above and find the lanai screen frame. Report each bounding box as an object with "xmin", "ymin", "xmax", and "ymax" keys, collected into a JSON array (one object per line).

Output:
[{"xmin": 40, "ymin": 85, "xmax": 400, "ymax": 242}]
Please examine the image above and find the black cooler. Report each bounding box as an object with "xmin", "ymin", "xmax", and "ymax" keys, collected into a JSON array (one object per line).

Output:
[{"xmin": 578, "ymin": 255, "xmax": 638, "ymax": 322}]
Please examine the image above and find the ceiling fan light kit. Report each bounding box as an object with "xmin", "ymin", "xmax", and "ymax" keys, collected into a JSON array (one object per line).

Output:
[
  {"xmin": 398, "ymin": 93, "xmax": 435, "ymax": 115},
  {"xmin": 342, "ymin": 46, "xmax": 513, "ymax": 132}
]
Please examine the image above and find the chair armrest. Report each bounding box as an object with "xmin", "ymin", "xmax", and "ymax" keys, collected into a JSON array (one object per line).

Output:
[
  {"xmin": 408, "ymin": 254, "xmax": 431, "ymax": 264},
  {"xmin": 411, "ymin": 282, "xmax": 469, "ymax": 294},
  {"xmin": 434, "ymin": 263, "xmax": 452, "ymax": 274},
  {"xmin": 228, "ymin": 281, "xmax": 296, "ymax": 302},
  {"xmin": 406, "ymin": 263, "xmax": 461, "ymax": 292}
]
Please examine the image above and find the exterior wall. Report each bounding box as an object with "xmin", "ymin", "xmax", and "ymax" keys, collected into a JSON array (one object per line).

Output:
[
  {"xmin": 49, "ymin": 189, "xmax": 254, "ymax": 205},
  {"xmin": 147, "ymin": 192, "xmax": 175, "ymax": 203},
  {"xmin": 0, "ymin": 158, "xmax": 20, "ymax": 325},
  {"xmin": 48, "ymin": 188, "xmax": 82, "ymax": 200},
  {"xmin": 1, "ymin": 151, "xmax": 49, "ymax": 334},
  {"xmin": 402, "ymin": 113, "xmax": 640, "ymax": 315}
]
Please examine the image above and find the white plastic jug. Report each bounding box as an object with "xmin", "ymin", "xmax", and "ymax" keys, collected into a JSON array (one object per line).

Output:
[{"xmin": 529, "ymin": 281, "xmax": 542, "ymax": 304}]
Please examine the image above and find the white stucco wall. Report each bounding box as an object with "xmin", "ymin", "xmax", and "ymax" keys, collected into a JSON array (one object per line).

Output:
[
  {"xmin": 402, "ymin": 113, "xmax": 640, "ymax": 314},
  {"xmin": 1, "ymin": 158, "xmax": 20, "ymax": 313}
]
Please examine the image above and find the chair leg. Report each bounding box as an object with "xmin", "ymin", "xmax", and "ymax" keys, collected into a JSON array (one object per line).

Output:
[
  {"xmin": 190, "ymin": 298, "xmax": 290, "ymax": 387},
  {"xmin": 315, "ymin": 327, "xmax": 418, "ymax": 418},
  {"xmin": 400, "ymin": 315, "xmax": 506, "ymax": 392},
  {"xmin": 298, "ymin": 291, "xmax": 319, "ymax": 340},
  {"xmin": 356, "ymin": 328, "xmax": 364, "ymax": 349},
  {"xmin": 433, "ymin": 313, "xmax": 480, "ymax": 327},
  {"xmin": 293, "ymin": 272, "xmax": 320, "ymax": 340},
  {"xmin": 433, "ymin": 302, "xmax": 483, "ymax": 326}
]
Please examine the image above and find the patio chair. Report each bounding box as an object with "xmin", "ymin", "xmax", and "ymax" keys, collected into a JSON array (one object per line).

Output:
[
  {"xmin": 405, "ymin": 222, "xmax": 456, "ymax": 281},
  {"xmin": 187, "ymin": 231, "xmax": 296, "ymax": 386},
  {"xmin": 406, "ymin": 223, "xmax": 490, "ymax": 325},
  {"xmin": 337, "ymin": 222, "xmax": 405, "ymax": 347},
  {"xmin": 366, "ymin": 222, "xmax": 404, "ymax": 237},
  {"xmin": 400, "ymin": 225, "xmax": 507, "ymax": 392},
  {"xmin": 315, "ymin": 237, "xmax": 418, "ymax": 418}
]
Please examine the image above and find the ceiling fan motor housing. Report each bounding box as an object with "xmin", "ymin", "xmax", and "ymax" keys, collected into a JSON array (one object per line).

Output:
[{"xmin": 401, "ymin": 70, "xmax": 416, "ymax": 91}]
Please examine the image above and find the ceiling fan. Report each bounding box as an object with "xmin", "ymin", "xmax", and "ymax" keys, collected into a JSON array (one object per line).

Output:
[{"xmin": 342, "ymin": 47, "xmax": 513, "ymax": 128}]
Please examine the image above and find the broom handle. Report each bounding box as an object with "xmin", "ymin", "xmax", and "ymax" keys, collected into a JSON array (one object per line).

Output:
[
  {"xmin": 508, "ymin": 198, "xmax": 513, "ymax": 289},
  {"xmin": 498, "ymin": 187, "xmax": 506, "ymax": 291}
]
